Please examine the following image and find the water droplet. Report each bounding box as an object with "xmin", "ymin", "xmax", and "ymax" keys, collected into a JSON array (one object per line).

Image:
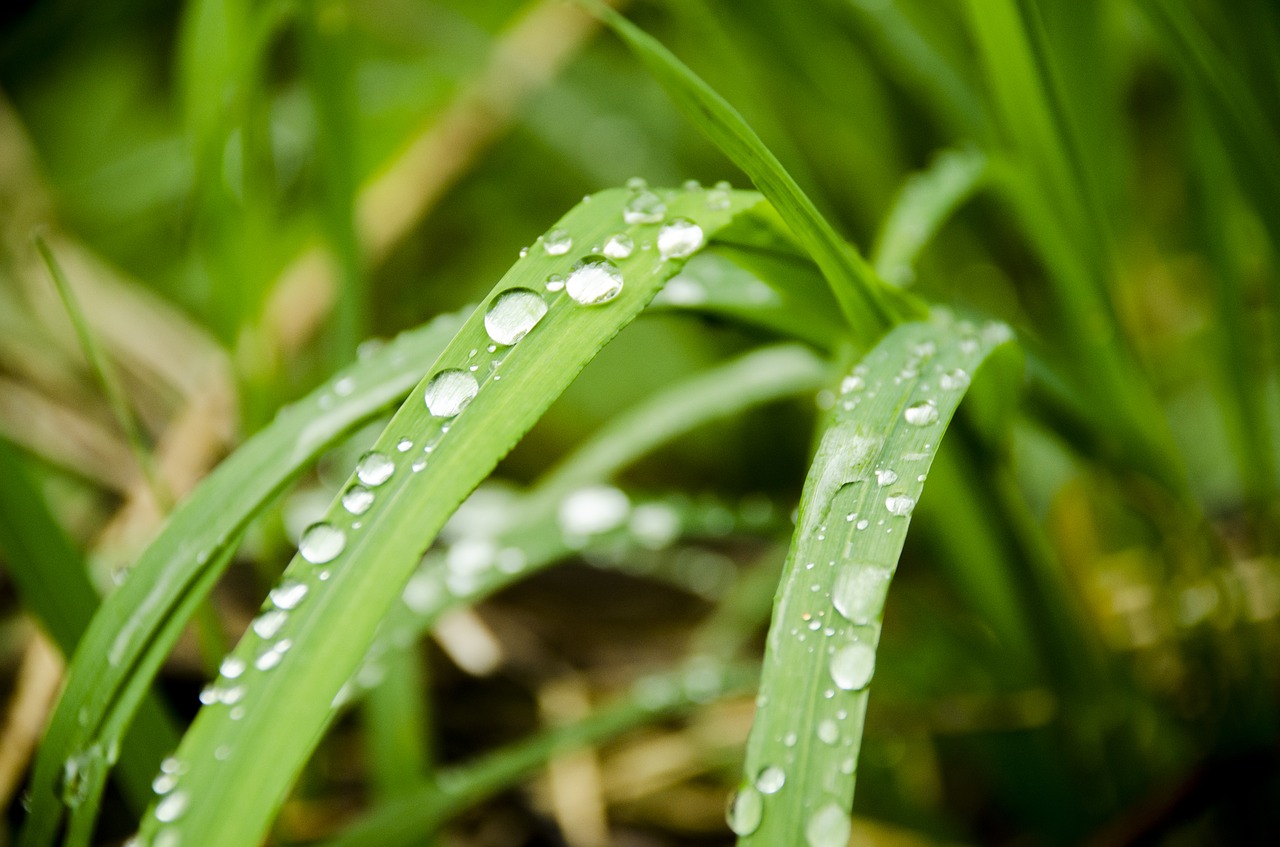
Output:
[
  {"xmin": 818, "ymin": 719, "xmax": 840, "ymax": 745},
  {"xmin": 566, "ymin": 257, "xmax": 624, "ymax": 305},
  {"xmin": 59, "ymin": 750, "xmax": 96, "ymax": 806},
  {"xmin": 707, "ymin": 188, "xmax": 731, "ymax": 210},
  {"xmin": 833, "ymin": 565, "xmax": 892, "ymax": 625},
  {"xmin": 657, "ymin": 217, "xmax": 704, "ymax": 259},
  {"xmin": 160, "ymin": 757, "xmax": 184, "ymax": 775},
  {"xmin": 806, "ymin": 803, "xmax": 852, "ymax": 847},
  {"xmin": 269, "ymin": 579, "xmax": 309, "ymax": 610},
  {"xmin": 214, "ymin": 745, "xmax": 231, "ymax": 761},
  {"xmin": 542, "ymin": 228, "xmax": 572, "ymax": 255},
  {"xmin": 904, "ymin": 400, "xmax": 938, "ymax": 426},
  {"xmin": 356, "ymin": 451, "xmax": 395, "ymax": 486},
  {"xmin": 856, "ymin": 519, "xmax": 869, "ymax": 530},
  {"xmin": 629, "ymin": 503, "xmax": 681, "ymax": 549},
  {"xmin": 396, "ymin": 438, "xmax": 413, "ymax": 452},
  {"xmin": 623, "ymin": 190, "xmax": 666, "ymax": 224},
  {"xmin": 939, "ymin": 368, "xmax": 970, "ymax": 391},
  {"xmin": 153, "ymin": 829, "xmax": 180, "ymax": 847},
  {"xmin": 726, "ymin": 786, "xmax": 764, "ymax": 835},
  {"xmin": 558, "ymin": 485, "xmax": 630, "ymax": 536},
  {"xmin": 875, "ymin": 468, "xmax": 898, "ymax": 485},
  {"xmin": 756, "ymin": 765, "xmax": 786, "ymax": 794},
  {"xmin": 252, "ymin": 610, "xmax": 287, "ymax": 639},
  {"xmin": 840, "ymin": 375, "xmax": 865, "ymax": 394},
  {"xmin": 682, "ymin": 178, "xmax": 702, "ymax": 191},
  {"xmin": 830, "ymin": 642, "xmax": 876, "ymax": 690},
  {"xmin": 342, "ymin": 485, "xmax": 374, "ymax": 515},
  {"xmin": 334, "ymin": 376, "xmax": 355, "ymax": 396},
  {"xmin": 152, "ymin": 773, "xmax": 177, "ymax": 795},
  {"xmin": 155, "ymin": 790, "xmax": 189, "ymax": 823},
  {"xmin": 219, "ymin": 656, "xmax": 245, "ymax": 679},
  {"xmin": 603, "ymin": 232, "xmax": 634, "ymax": 259},
  {"xmin": 884, "ymin": 494, "xmax": 916, "ymax": 517},
  {"xmin": 299, "ymin": 522, "xmax": 346, "ymax": 564},
  {"xmin": 545, "ymin": 273, "xmax": 565, "ymax": 292},
  {"xmin": 485, "ymin": 288, "xmax": 548, "ymax": 345},
  {"xmin": 424, "ymin": 369, "xmax": 480, "ymax": 417},
  {"xmin": 625, "ymin": 176, "xmax": 648, "ymax": 191}
]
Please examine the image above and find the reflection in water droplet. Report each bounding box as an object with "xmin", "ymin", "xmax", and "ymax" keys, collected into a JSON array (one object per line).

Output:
[
  {"xmin": 342, "ymin": 485, "xmax": 374, "ymax": 515},
  {"xmin": 904, "ymin": 400, "xmax": 938, "ymax": 426},
  {"xmin": 424, "ymin": 369, "xmax": 480, "ymax": 417},
  {"xmin": 565, "ymin": 257, "xmax": 624, "ymax": 305},
  {"xmin": 657, "ymin": 217, "xmax": 704, "ymax": 259},
  {"xmin": 830, "ymin": 642, "xmax": 876, "ymax": 690},
  {"xmin": 623, "ymin": 190, "xmax": 666, "ymax": 224},
  {"xmin": 356, "ymin": 452, "xmax": 395, "ymax": 486},
  {"xmin": 485, "ymin": 288, "xmax": 548, "ymax": 345},
  {"xmin": 543, "ymin": 228, "xmax": 572, "ymax": 255},
  {"xmin": 756, "ymin": 764, "xmax": 786, "ymax": 794},
  {"xmin": 726, "ymin": 786, "xmax": 764, "ymax": 835},
  {"xmin": 299, "ymin": 523, "xmax": 346, "ymax": 564},
  {"xmin": 806, "ymin": 803, "xmax": 852, "ymax": 847}
]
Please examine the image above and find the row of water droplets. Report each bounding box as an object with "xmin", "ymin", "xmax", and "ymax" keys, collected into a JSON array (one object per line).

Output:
[{"xmin": 728, "ymin": 325, "xmax": 1001, "ymax": 843}]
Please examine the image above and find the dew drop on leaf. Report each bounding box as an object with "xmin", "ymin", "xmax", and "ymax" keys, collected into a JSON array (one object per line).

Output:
[
  {"xmin": 603, "ymin": 232, "xmax": 634, "ymax": 259},
  {"xmin": 299, "ymin": 522, "xmax": 345, "ymax": 564},
  {"xmin": 269, "ymin": 579, "xmax": 309, "ymax": 610},
  {"xmin": 726, "ymin": 786, "xmax": 764, "ymax": 835},
  {"xmin": 875, "ymin": 468, "xmax": 898, "ymax": 485},
  {"xmin": 623, "ymin": 189, "xmax": 666, "ymax": 224},
  {"xmin": 219, "ymin": 655, "xmax": 245, "ymax": 680},
  {"xmin": 904, "ymin": 400, "xmax": 938, "ymax": 426},
  {"xmin": 155, "ymin": 790, "xmax": 189, "ymax": 823},
  {"xmin": 832, "ymin": 565, "xmax": 892, "ymax": 625},
  {"xmin": 542, "ymin": 228, "xmax": 572, "ymax": 255},
  {"xmin": 566, "ymin": 257, "xmax": 625, "ymax": 305},
  {"xmin": 355, "ymin": 451, "xmax": 394, "ymax": 486},
  {"xmin": 558, "ymin": 485, "xmax": 631, "ymax": 536},
  {"xmin": 485, "ymin": 288, "xmax": 548, "ymax": 345},
  {"xmin": 755, "ymin": 764, "xmax": 786, "ymax": 794},
  {"xmin": 818, "ymin": 719, "xmax": 840, "ymax": 745},
  {"xmin": 884, "ymin": 494, "xmax": 916, "ymax": 517},
  {"xmin": 806, "ymin": 803, "xmax": 852, "ymax": 847},
  {"xmin": 830, "ymin": 642, "xmax": 876, "ymax": 690},
  {"xmin": 342, "ymin": 485, "xmax": 374, "ymax": 515},
  {"xmin": 657, "ymin": 217, "xmax": 704, "ymax": 259},
  {"xmin": 423, "ymin": 369, "xmax": 480, "ymax": 417}
]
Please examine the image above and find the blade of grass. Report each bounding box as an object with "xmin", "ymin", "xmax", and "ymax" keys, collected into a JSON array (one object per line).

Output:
[
  {"xmin": 733, "ymin": 313, "xmax": 1016, "ymax": 844},
  {"xmin": 0, "ymin": 439, "xmax": 178, "ymax": 813},
  {"xmin": 18, "ymin": 309, "xmax": 466, "ymax": 847},
  {"xmin": 577, "ymin": 0, "xmax": 925, "ymax": 343},
  {"xmin": 323, "ymin": 662, "xmax": 758, "ymax": 847},
  {"xmin": 129, "ymin": 186, "xmax": 765, "ymax": 847},
  {"xmin": 871, "ymin": 147, "xmax": 988, "ymax": 287}
]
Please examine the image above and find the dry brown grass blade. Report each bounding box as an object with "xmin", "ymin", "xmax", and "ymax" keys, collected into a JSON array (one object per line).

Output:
[{"xmin": 0, "ymin": 629, "xmax": 62, "ymax": 809}]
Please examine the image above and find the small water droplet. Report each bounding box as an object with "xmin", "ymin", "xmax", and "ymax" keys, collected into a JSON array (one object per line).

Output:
[
  {"xmin": 885, "ymin": 494, "xmax": 916, "ymax": 517},
  {"xmin": 252, "ymin": 610, "xmax": 287, "ymax": 639},
  {"xmin": 485, "ymin": 288, "xmax": 548, "ymax": 345},
  {"xmin": 545, "ymin": 273, "xmax": 565, "ymax": 291},
  {"xmin": 153, "ymin": 829, "xmax": 180, "ymax": 847},
  {"xmin": 152, "ymin": 773, "xmax": 177, "ymax": 795},
  {"xmin": 220, "ymin": 655, "xmax": 245, "ymax": 680},
  {"xmin": 625, "ymin": 176, "xmax": 648, "ymax": 191},
  {"xmin": 542, "ymin": 228, "xmax": 572, "ymax": 255},
  {"xmin": 939, "ymin": 368, "xmax": 970, "ymax": 391},
  {"xmin": 726, "ymin": 786, "xmax": 764, "ymax": 835},
  {"xmin": 424, "ymin": 369, "xmax": 480, "ymax": 417},
  {"xmin": 602, "ymin": 232, "xmax": 634, "ymax": 259},
  {"xmin": 333, "ymin": 376, "xmax": 355, "ymax": 396},
  {"xmin": 806, "ymin": 803, "xmax": 852, "ymax": 847},
  {"xmin": 818, "ymin": 719, "xmax": 840, "ymax": 745},
  {"xmin": 756, "ymin": 765, "xmax": 786, "ymax": 794},
  {"xmin": 155, "ymin": 790, "xmax": 189, "ymax": 823},
  {"xmin": 342, "ymin": 485, "xmax": 374, "ymax": 515},
  {"xmin": 833, "ymin": 564, "xmax": 892, "ymax": 625},
  {"xmin": 356, "ymin": 451, "xmax": 395, "ymax": 486},
  {"xmin": 214, "ymin": 745, "xmax": 231, "ymax": 761},
  {"xmin": 657, "ymin": 217, "xmax": 704, "ymax": 259},
  {"xmin": 830, "ymin": 642, "xmax": 876, "ymax": 690},
  {"xmin": 875, "ymin": 468, "xmax": 898, "ymax": 485},
  {"xmin": 682, "ymin": 178, "xmax": 702, "ymax": 191},
  {"xmin": 299, "ymin": 522, "xmax": 346, "ymax": 564},
  {"xmin": 396, "ymin": 438, "xmax": 413, "ymax": 453},
  {"xmin": 856, "ymin": 519, "xmax": 869, "ymax": 530},
  {"xmin": 623, "ymin": 189, "xmax": 666, "ymax": 224},
  {"xmin": 841, "ymin": 375, "xmax": 865, "ymax": 394},
  {"xmin": 269, "ymin": 579, "xmax": 309, "ymax": 610},
  {"xmin": 904, "ymin": 400, "xmax": 938, "ymax": 426},
  {"xmin": 565, "ymin": 257, "xmax": 624, "ymax": 305},
  {"xmin": 558, "ymin": 485, "xmax": 630, "ymax": 536}
]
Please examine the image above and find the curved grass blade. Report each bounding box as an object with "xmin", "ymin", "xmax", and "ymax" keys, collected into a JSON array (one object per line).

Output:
[
  {"xmin": 577, "ymin": 0, "xmax": 924, "ymax": 343},
  {"xmin": 131, "ymin": 186, "xmax": 764, "ymax": 847},
  {"xmin": 732, "ymin": 313, "xmax": 1016, "ymax": 844},
  {"xmin": 323, "ymin": 662, "xmax": 759, "ymax": 847},
  {"xmin": 19, "ymin": 311, "xmax": 466, "ymax": 847},
  {"xmin": 871, "ymin": 147, "xmax": 987, "ymax": 287}
]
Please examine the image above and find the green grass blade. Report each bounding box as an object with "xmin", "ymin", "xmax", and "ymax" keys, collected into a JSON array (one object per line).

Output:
[
  {"xmin": 323, "ymin": 662, "xmax": 758, "ymax": 847},
  {"xmin": 130, "ymin": 186, "xmax": 763, "ymax": 847},
  {"xmin": 18, "ymin": 310, "xmax": 466, "ymax": 847},
  {"xmin": 733, "ymin": 314, "xmax": 1015, "ymax": 844},
  {"xmin": 871, "ymin": 147, "xmax": 987, "ymax": 287},
  {"xmin": 0, "ymin": 439, "xmax": 178, "ymax": 813},
  {"xmin": 578, "ymin": 0, "xmax": 924, "ymax": 343}
]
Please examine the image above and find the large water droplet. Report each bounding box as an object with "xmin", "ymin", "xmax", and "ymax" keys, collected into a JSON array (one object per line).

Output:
[
  {"xmin": 830, "ymin": 642, "xmax": 876, "ymax": 690},
  {"xmin": 884, "ymin": 494, "xmax": 916, "ymax": 517},
  {"xmin": 342, "ymin": 485, "xmax": 374, "ymax": 515},
  {"xmin": 558, "ymin": 485, "xmax": 630, "ymax": 536},
  {"xmin": 904, "ymin": 400, "xmax": 938, "ymax": 426},
  {"xmin": 155, "ymin": 790, "xmax": 189, "ymax": 823},
  {"xmin": 542, "ymin": 228, "xmax": 572, "ymax": 255},
  {"xmin": 806, "ymin": 803, "xmax": 852, "ymax": 847},
  {"xmin": 485, "ymin": 288, "xmax": 548, "ymax": 345},
  {"xmin": 874, "ymin": 468, "xmax": 898, "ymax": 486},
  {"xmin": 623, "ymin": 190, "xmax": 666, "ymax": 224},
  {"xmin": 356, "ymin": 451, "xmax": 395, "ymax": 486},
  {"xmin": 424, "ymin": 369, "xmax": 480, "ymax": 417},
  {"xmin": 726, "ymin": 786, "xmax": 764, "ymax": 835},
  {"xmin": 299, "ymin": 522, "xmax": 346, "ymax": 564},
  {"xmin": 832, "ymin": 565, "xmax": 892, "ymax": 625},
  {"xmin": 756, "ymin": 764, "xmax": 786, "ymax": 794},
  {"xmin": 603, "ymin": 232, "xmax": 634, "ymax": 259},
  {"xmin": 565, "ymin": 257, "xmax": 624, "ymax": 305},
  {"xmin": 657, "ymin": 217, "xmax": 704, "ymax": 259},
  {"xmin": 269, "ymin": 579, "xmax": 309, "ymax": 610}
]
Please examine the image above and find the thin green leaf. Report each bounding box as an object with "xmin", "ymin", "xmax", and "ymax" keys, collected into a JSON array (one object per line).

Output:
[
  {"xmin": 131, "ymin": 187, "xmax": 764, "ymax": 847},
  {"xmin": 577, "ymin": 0, "xmax": 924, "ymax": 343},
  {"xmin": 18, "ymin": 310, "xmax": 466, "ymax": 847},
  {"xmin": 732, "ymin": 313, "xmax": 1015, "ymax": 843}
]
